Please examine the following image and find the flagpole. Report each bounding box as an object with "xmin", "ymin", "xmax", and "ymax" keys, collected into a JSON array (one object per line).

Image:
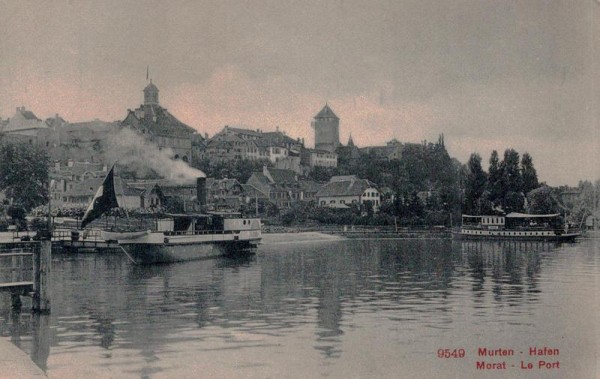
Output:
[
  {"xmin": 80, "ymin": 164, "xmax": 120, "ymax": 229},
  {"xmin": 115, "ymin": 163, "xmax": 130, "ymax": 227}
]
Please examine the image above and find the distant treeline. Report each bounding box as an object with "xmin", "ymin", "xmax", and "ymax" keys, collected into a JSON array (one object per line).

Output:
[{"xmin": 464, "ymin": 149, "xmax": 540, "ymax": 215}]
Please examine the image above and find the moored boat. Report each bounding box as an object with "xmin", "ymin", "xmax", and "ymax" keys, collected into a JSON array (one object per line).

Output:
[
  {"xmin": 456, "ymin": 213, "xmax": 580, "ymax": 241},
  {"xmin": 116, "ymin": 213, "xmax": 261, "ymax": 264},
  {"xmin": 80, "ymin": 166, "xmax": 262, "ymax": 264}
]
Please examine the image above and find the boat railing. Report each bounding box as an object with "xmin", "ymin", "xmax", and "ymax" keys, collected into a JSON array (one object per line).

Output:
[
  {"xmin": 52, "ymin": 229, "xmax": 104, "ymax": 241},
  {"xmin": 164, "ymin": 230, "xmax": 237, "ymax": 236}
]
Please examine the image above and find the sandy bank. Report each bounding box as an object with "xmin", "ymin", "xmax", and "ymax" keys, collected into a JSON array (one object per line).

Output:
[{"xmin": 261, "ymin": 232, "xmax": 345, "ymax": 245}]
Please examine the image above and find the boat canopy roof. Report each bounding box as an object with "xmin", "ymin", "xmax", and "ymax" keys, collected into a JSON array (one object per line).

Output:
[
  {"xmin": 207, "ymin": 211, "xmax": 242, "ymax": 217},
  {"xmin": 462, "ymin": 213, "xmax": 560, "ymax": 219},
  {"xmin": 505, "ymin": 212, "xmax": 560, "ymax": 218},
  {"xmin": 164, "ymin": 213, "xmax": 212, "ymax": 218},
  {"xmin": 164, "ymin": 212, "xmax": 244, "ymax": 219}
]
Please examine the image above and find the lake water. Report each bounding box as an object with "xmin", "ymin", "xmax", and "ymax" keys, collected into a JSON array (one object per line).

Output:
[{"xmin": 1, "ymin": 237, "xmax": 598, "ymax": 378}]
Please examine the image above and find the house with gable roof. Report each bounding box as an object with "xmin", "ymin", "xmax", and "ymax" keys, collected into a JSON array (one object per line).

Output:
[
  {"xmin": 207, "ymin": 125, "xmax": 305, "ymax": 163},
  {"xmin": 316, "ymin": 175, "xmax": 380, "ymax": 211},
  {"xmin": 60, "ymin": 176, "xmax": 143, "ymax": 210},
  {"xmin": 206, "ymin": 178, "xmax": 245, "ymax": 212},
  {"xmin": 0, "ymin": 107, "xmax": 50, "ymax": 146},
  {"xmin": 246, "ymin": 166, "xmax": 304, "ymax": 208}
]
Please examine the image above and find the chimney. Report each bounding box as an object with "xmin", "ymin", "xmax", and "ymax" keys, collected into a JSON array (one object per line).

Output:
[{"xmin": 196, "ymin": 177, "xmax": 207, "ymax": 209}]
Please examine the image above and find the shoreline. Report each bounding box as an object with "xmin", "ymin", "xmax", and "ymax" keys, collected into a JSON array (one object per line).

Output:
[
  {"xmin": 260, "ymin": 231, "xmax": 345, "ymax": 244},
  {"xmin": 262, "ymin": 228, "xmax": 452, "ymax": 240}
]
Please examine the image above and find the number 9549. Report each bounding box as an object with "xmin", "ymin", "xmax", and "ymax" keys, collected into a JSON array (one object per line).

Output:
[{"xmin": 437, "ymin": 349, "xmax": 465, "ymax": 358}]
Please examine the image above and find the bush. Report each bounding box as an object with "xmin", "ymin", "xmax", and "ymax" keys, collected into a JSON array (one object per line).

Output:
[
  {"xmin": 0, "ymin": 219, "xmax": 8, "ymax": 232},
  {"xmin": 29, "ymin": 217, "xmax": 49, "ymax": 232}
]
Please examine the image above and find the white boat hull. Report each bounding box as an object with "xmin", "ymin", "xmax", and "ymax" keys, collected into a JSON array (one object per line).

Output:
[
  {"xmin": 456, "ymin": 228, "xmax": 580, "ymax": 241},
  {"xmin": 119, "ymin": 230, "xmax": 261, "ymax": 264}
]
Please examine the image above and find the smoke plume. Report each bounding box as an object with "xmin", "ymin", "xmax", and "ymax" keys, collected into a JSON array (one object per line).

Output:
[{"xmin": 103, "ymin": 128, "xmax": 205, "ymax": 184}]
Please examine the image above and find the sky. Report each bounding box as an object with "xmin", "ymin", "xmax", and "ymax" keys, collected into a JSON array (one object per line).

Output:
[{"xmin": 0, "ymin": 0, "xmax": 598, "ymax": 186}]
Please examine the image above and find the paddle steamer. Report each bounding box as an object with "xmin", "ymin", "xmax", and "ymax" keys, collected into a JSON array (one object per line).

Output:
[{"xmin": 458, "ymin": 213, "xmax": 579, "ymax": 241}]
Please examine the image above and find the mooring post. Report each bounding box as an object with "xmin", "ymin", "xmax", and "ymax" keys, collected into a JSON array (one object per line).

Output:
[{"xmin": 32, "ymin": 240, "xmax": 51, "ymax": 313}]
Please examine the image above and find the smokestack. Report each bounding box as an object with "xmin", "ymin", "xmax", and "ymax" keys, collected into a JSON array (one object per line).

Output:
[{"xmin": 196, "ymin": 177, "xmax": 207, "ymax": 209}]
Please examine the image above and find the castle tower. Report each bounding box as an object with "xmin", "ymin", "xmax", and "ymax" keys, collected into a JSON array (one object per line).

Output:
[
  {"xmin": 312, "ymin": 104, "xmax": 339, "ymax": 153},
  {"xmin": 143, "ymin": 80, "xmax": 159, "ymax": 105}
]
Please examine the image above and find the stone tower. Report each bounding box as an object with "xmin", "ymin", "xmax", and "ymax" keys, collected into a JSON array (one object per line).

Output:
[
  {"xmin": 143, "ymin": 80, "xmax": 159, "ymax": 105},
  {"xmin": 312, "ymin": 104, "xmax": 339, "ymax": 153}
]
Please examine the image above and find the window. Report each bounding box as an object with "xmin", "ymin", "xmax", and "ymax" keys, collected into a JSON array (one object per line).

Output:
[
  {"xmin": 330, "ymin": 200, "xmax": 336, "ymax": 204},
  {"xmin": 340, "ymin": 200, "xmax": 345, "ymax": 204}
]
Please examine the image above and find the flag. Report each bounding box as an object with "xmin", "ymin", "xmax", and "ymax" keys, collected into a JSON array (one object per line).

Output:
[{"xmin": 80, "ymin": 166, "xmax": 120, "ymax": 229}]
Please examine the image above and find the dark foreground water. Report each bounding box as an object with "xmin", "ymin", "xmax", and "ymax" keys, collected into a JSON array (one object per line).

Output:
[{"xmin": 1, "ymin": 237, "xmax": 598, "ymax": 379}]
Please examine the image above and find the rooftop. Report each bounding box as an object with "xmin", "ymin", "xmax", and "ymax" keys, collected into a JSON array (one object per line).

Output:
[
  {"xmin": 316, "ymin": 176, "xmax": 376, "ymax": 197},
  {"xmin": 314, "ymin": 104, "xmax": 339, "ymax": 120}
]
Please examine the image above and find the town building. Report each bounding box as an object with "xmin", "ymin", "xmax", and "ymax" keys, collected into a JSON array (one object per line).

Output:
[
  {"xmin": 246, "ymin": 166, "xmax": 304, "ymax": 208},
  {"xmin": 205, "ymin": 125, "xmax": 304, "ymax": 164},
  {"xmin": 261, "ymin": 128, "xmax": 304, "ymax": 153},
  {"xmin": 0, "ymin": 107, "xmax": 49, "ymax": 146},
  {"xmin": 336, "ymin": 134, "xmax": 361, "ymax": 162},
  {"xmin": 49, "ymin": 161, "xmax": 108, "ymax": 206},
  {"xmin": 122, "ymin": 81, "xmax": 196, "ymax": 162},
  {"xmin": 316, "ymin": 175, "xmax": 380, "ymax": 211},
  {"xmin": 360, "ymin": 139, "xmax": 403, "ymax": 161},
  {"xmin": 312, "ymin": 104, "xmax": 340, "ymax": 153},
  {"xmin": 300, "ymin": 148, "xmax": 338, "ymax": 168},
  {"xmin": 560, "ymin": 189, "xmax": 581, "ymax": 206},
  {"xmin": 298, "ymin": 180, "xmax": 323, "ymax": 202},
  {"xmin": 58, "ymin": 176, "xmax": 142, "ymax": 210},
  {"xmin": 206, "ymin": 178, "xmax": 245, "ymax": 212}
]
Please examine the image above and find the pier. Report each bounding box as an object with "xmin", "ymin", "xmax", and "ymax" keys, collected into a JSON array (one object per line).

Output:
[{"xmin": 0, "ymin": 241, "xmax": 51, "ymax": 313}]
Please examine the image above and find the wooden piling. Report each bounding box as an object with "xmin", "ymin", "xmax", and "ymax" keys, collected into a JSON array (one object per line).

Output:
[
  {"xmin": 32, "ymin": 240, "xmax": 51, "ymax": 313},
  {"xmin": 11, "ymin": 293, "xmax": 22, "ymax": 310}
]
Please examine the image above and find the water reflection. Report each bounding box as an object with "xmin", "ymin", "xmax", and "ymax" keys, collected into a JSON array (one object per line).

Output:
[
  {"xmin": 463, "ymin": 241, "xmax": 553, "ymax": 307},
  {"xmin": 31, "ymin": 313, "xmax": 51, "ymax": 371},
  {"xmin": 0, "ymin": 239, "xmax": 594, "ymax": 378}
]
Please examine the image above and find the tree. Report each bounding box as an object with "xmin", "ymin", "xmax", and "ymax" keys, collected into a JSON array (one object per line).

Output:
[
  {"xmin": 499, "ymin": 149, "xmax": 523, "ymax": 212},
  {"xmin": 521, "ymin": 152, "xmax": 539, "ymax": 195},
  {"xmin": 527, "ymin": 185, "xmax": 562, "ymax": 214},
  {"xmin": 308, "ymin": 166, "xmax": 338, "ymax": 182},
  {"xmin": 0, "ymin": 142, "xmax": 49, "ymax": 211},
  {"xmin": 503, "ymin": 191, "xmax": 524, "ymax": 213},
  {"xmin": 487, "ymin": 150, "xmax": 502, "ymax": 206},
  {"xmin": 500, "ymin": 148, "xmax": 522, "ymax": 195},
  {"xmin": 464, "ymin": 153, "xmax": 487, "ymax": 214}
]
